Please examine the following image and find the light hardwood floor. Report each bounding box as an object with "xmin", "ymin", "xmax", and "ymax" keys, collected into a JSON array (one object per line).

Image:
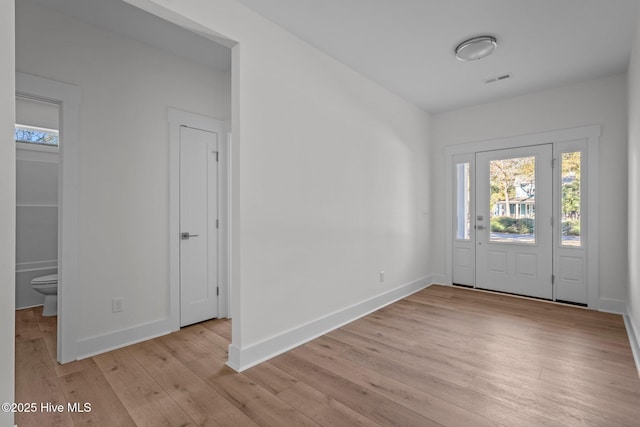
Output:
[{"xmin": 15, "ymin": 285, "xmax": 640, "ymax": 426}]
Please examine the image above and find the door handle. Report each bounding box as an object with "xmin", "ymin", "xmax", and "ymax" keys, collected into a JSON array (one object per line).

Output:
[
  {"xmin": 181, "ymin": 232, "xmax": 199, "ymax": 240},
  {"xmin": 475, "ymin": 225, "xmax": 486, "ymax": 230}
]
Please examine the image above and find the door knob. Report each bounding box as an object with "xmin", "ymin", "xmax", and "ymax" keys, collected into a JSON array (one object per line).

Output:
[{"xmin": 181, "ymin": 232, "xmax": 199, "ymax": 240}]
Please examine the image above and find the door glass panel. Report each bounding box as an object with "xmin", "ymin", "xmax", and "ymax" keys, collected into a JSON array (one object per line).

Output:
[
  {"xmin": 561, "ymin": 151, "xmax": 581, "ymax": 247},
  {"xmin": 456, "ymin": 162, "xmax": 471, "ymax": 240},
  {"xmin": 489, "ymin": 156, "xmax": 535, "ymax": 244}
]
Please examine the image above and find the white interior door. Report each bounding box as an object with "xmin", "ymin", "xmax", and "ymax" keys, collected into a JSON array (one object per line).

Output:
[
  {"xmin": 180, "ymin": 126, "xmax": 218, "ymax": 327},
  {"xmin": 475, "ymin": 144, "xmax": 553, "ymax": 299}
]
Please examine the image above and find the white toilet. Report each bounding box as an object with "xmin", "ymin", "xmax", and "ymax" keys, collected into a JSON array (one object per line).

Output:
[{"xmin": 31, "ymin": 274, "xmax": 58, "ymax": 316}]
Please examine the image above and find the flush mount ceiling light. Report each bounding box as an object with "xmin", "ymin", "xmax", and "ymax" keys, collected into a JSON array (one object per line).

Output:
[{"xmin": 455, "ymin": 36, "xmax": 497, "ymax": 61}]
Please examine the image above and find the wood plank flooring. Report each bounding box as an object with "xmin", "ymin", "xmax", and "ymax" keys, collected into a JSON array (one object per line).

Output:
[{"xmin": 14, "ymin": 285, "xmax": 640, "ymax": 426}]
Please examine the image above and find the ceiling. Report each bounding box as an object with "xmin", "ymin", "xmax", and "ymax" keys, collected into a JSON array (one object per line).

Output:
[
  {"xmin": 28, "ymin": 0, "xmax": 232, "ymax": 72},
  {"xmin": 236, "ymin": 0, "xmax": 639, "ymax": 113},
  {"xmin": 29, "ymin": 0, "xmax": 639, "ymax": 113}
]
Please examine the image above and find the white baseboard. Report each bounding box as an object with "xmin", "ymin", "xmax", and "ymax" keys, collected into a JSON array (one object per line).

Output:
[
  {"xmin": 598, "ymin": 298, "xmax": 626, "ymax": 314},
  {"xmin": 624, "ymin": 308, "xmax": 640, "ymax": 377},
  {"xmin": 76, "ymin": 317, "xmax": 173, "ymax": 360},
  {"xmin": 15, "ymin": 303, "xmax": 43, "ymax": 310},
  {"xmin": 429, "ymin": 274, "xmax": 447, "ymax": 285},
  {"xmin": 227, "ymin": 275, "xmax": 434, "ymax": 372}
]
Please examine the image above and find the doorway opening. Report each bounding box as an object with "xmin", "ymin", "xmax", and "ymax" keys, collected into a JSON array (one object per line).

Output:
[
  {"xmin": 15, "ymin": 96, "xmax": 61, "ymax": 358},
  {"xmin": 15, "ymin": 72, "xmax": 81, "ymax": 364},
  {"xmin": 15, "ymin": 97, "xmax": 60, "ymax": 305}
]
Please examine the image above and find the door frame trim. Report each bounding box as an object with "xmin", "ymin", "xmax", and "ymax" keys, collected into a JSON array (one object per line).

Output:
[
  {"xmin": 168, "ymin": 108, "xmax": 230, "ymax": 331},
  {"xmin": 444, "ymin": 125, "xmax": 601, "ymax": 308}
]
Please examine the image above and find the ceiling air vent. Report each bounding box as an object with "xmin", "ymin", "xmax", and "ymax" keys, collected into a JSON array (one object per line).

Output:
[{"xmin": 484, "ymin": 73, "xmax": 512, "ymax": 84}]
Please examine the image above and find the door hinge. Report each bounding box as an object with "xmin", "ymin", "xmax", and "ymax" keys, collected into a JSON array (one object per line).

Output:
[
  {"xmin": 216, "ymin": 287, "xmax": 219, "ymax": 296},
  {"xmin": 551, "ymin": 216, "xmax": 554, "ymax": 226},
  {"xmin": 552, "ymin": 274, "xmax": 555, "ymax": 285},
  {"xmin": 216, "ymin": 152, "xmax": 219, "ymax": 162},
  {"xmin": 216, "ymin": 219, "xmax": 219, "ymax": 229},
  {"xmin": 551, "ymin": 158, "xmax": 556, "ymax": 168}
]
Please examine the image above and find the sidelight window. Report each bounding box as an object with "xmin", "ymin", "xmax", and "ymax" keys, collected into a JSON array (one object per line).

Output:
[
  {"xmin": 455, "ymin": 162, "xmax": 471, "ymax": 240},
  {"xmin": 560, "ymin": 151, "xmax": 581, "ymax": 247}
]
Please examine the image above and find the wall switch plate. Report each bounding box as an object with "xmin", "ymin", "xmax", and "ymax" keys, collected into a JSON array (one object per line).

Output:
[{"xmin": 112, "ymin": 298, "xmax": 124, "ymax": 313}]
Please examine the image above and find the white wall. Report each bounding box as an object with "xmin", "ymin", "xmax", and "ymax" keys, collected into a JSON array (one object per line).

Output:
[
  {"xmin": 0, "ymin": 0, "xmax": 15, "ymax": 424},
  {"xmin": 432, "ymin": 74, "xmax": 628, "ymax": 305},
  {"xmin": 16, "ymin": 0, "xmax": 231, "ymax": 342},
  {"xmin": 627, "ymin": 12, "xmax": 640, "ymax": 355},
  {"xmin": 125, "ymin": 0, "xmax": 432, "ymax": 367}
]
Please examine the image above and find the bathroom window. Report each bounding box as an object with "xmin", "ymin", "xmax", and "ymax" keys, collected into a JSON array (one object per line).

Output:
[{"xmin": 15, "ymin": 124, "xmax": 59, "ymax": 147}]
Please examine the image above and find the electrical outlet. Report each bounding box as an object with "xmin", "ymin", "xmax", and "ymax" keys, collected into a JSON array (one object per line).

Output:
[
  {"xmin": 380, "ymin": 271, "xmax": 385, "ymax": 283},
  {"xmin": 112, "ymin": 298, "xmax": 124, "ymax": 313}
]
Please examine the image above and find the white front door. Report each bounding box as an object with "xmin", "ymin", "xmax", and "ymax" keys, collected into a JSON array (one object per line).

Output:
[
  {"xmin": 475, "ymin": 144, "xmax": 553, "ymax": 299},
  {"xmin": 180, "ymin": 126, "xmax": 218, "ymax": 327}
]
